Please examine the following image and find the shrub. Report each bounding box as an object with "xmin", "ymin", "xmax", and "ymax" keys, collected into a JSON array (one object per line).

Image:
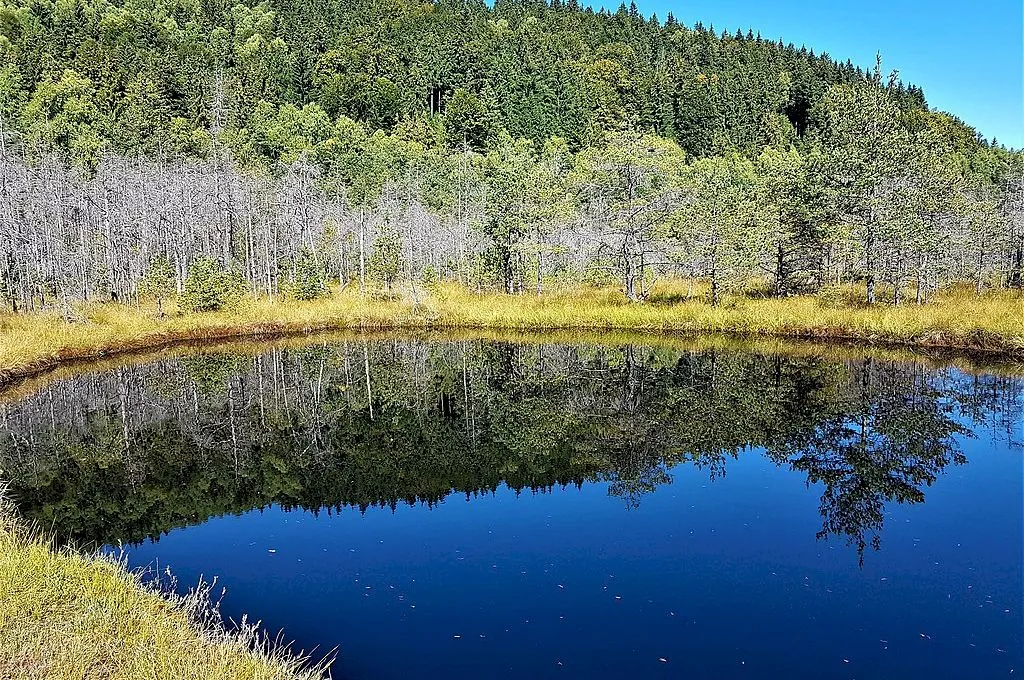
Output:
[
  {"xmin": 285, "ymin": 248, "xmax": 328, "ymax": 301},
  {"xmin": 420, "ymin": 265, "xmax": 439, "ymax": 286},
  {"xmin": 180, "ymin": 258, "xmax": 246, "ymax": 313},
  {"xmin": 139, "ymin": 257, "xmax": 176, "ymax": 315},
  {"xmin": 369, "ymin": 227, "xmax": 404, "ymax": 295}
]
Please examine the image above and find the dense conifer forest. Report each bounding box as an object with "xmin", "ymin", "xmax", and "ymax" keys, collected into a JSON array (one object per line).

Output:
[{"xmin": 0, "ymin": 0, "xmax": 1021, "ymax": 309}]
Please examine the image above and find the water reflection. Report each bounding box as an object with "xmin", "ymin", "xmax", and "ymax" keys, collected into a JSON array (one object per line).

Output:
[{"xmin": 0, "ymin": 340, "xmax": 1020, "ymax": 562}]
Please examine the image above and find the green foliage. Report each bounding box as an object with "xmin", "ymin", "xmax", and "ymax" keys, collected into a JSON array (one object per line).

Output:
[
  {"xmin": 2, "ymin": 0, "xmax": 941, "ymax": 159},
  {"xmin": 250, "ymin": 101, "xmax": 332, "ymax": 162},
  {"xmin": 285, "ymin": 248, "xmax": 327, "ymax": 301},
  {"xmin": 368, "ymin": 226, "xmax": 403, "ymax": 294},
  {"xmin": 755, "ymin": 146, "xmax": 817, "ymax": 294},
  {"xmin": 573, "ymin": 131, "xmax": 687, "ymax": 299},
  {"xmin": 179, "ymin": 258, "xmax": 246, "ymax": 313},
  {"xmin": 139, "ymin": 257, "xmax": 176, "ymax": 314},
  {"xmin": 0, "ymin": 63, "xmax": 26, "ymax": 144},
  {"xmin": 679, "ymin": 154, "xmax": 761, "ymax": 304},
  {"xmin": 808, "ymin": 67, "xmax": 962, "ymax": 303},
  {"xmin": 313, "ymin": 41, "xmax": 403, "ymax": 129},
  {"xmin": 421, "ymin": 265, "xmax": 439, "ymax": 286},
  {"xmin": 0, "ymin": 0, "xmax": 1017, "ymax": 307},
  {"xmin": 443, "ymin": 88, "xmax": 494, "ymax": 150},
  {"xmin": 21, "ymin": 70, "xmax": 103, "ymax": 166},
  {"xmin": 478, "ymin": 136, "xmax": 562, "ymax": 293}
]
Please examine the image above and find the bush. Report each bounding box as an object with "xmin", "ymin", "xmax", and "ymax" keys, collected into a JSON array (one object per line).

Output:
[
  {"xmin": 139, "ymin": 257, "xmax": 176, "ymax": 315},
  {"xmin": 285, "ymin": 248, "xmax": 328, "ymax": 301},
  {"xmin": 420, "ymin": 265, "xmax": 439, "ymax": 287},
  {"xmin": 180, "ymin": 258, "xmax": 246, "ymax": 312},
  {"xmin": 369, "ymin": 227, "xmax": 404, "ymax": 295}
]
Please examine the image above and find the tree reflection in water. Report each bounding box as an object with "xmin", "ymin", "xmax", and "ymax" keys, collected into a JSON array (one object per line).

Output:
[{"xmin": 0, "ymin": 340, "xmax": 1019, "ymax": 563}]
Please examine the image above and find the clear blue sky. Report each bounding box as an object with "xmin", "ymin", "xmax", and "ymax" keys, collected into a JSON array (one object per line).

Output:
[{"xmin": 606, "ymin": 0, "xmax": 1024, "ymax": 148}]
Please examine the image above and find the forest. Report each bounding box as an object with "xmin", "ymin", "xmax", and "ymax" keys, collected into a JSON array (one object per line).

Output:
[{"xmin": 0, "ymin": 0, "xmax": 1022, "ymax": 310}]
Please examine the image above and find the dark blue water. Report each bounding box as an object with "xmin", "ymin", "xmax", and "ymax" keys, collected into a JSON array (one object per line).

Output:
[
  {"xmin": 118, "ymin": 436, "xmax": 1021, "ymax": 679},
  {"xmin": 1, "ymin": 339, "xmax": 1021, "ymax": 678}
]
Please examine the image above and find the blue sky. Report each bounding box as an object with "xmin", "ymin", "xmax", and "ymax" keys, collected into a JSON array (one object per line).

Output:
[{"xmin": 610, "ymin": 0, "xmax": 1023, "ymax": 148}]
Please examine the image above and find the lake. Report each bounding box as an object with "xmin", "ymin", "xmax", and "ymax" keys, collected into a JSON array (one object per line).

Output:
[{"xmin": 1, "ymin": 336, "xmax": 1021, "ymax": 678}]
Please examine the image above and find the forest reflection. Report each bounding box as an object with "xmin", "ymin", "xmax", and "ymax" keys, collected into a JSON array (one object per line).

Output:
[{"xmin": 1, "ymin": 340, "xmax": 1020, "ymax": 562}]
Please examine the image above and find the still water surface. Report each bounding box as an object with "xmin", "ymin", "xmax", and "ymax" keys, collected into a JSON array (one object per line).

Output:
[{"xmin": 1, "ymin": 338, "xmax": 1021, "ymax": 678}]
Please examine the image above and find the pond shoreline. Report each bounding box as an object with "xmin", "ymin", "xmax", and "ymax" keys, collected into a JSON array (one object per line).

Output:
[
  {"xmin": 2, "ymin": 327, "xmax": 1015, "ymax": 675},
  {"xmin": 2, "ymin": 287, "xmax": 1023, "ymax": 388},
  {"xmin": 3, "ymin": 331, "xmax": 1021, "ymax": 678}
]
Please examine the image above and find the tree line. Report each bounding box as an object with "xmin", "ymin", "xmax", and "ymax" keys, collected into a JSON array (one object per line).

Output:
[{"xmin": 0, "ymin": 0, "xmax": 1021, "ymax": 309}]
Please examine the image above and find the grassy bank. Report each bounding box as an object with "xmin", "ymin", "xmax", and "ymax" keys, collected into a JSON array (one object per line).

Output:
[
  {"xmin": 0, "ymin": 498, "xmax": 325, "ymax": 680},
  {"xmin": 1, "ymin": 283, "xmax": 1023, "ymax": 384}
]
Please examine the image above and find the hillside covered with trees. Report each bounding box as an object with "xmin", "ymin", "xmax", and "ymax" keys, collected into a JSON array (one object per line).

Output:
[{"xmin": 0, "ymin": 0, "xmax": 1021, "ymax": 310}]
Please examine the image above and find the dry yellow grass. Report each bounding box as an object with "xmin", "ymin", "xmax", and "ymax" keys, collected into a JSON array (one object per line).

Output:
[
  {"xmin": 1, "ymin": 282, "xmax": 1022, "ymax": 385},
  {"xmin": 0, "ymin": 497, "xmax": 328, "ymax": 680}
]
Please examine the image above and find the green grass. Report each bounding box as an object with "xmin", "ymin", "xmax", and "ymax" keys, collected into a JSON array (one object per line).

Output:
[
  {"xmin": 1, "ymin": 282, "xmax": 1022, "ymax": 385},
  {"xmin": 0, "ymin": 496, "xmax": 329, "ymax": 680}
]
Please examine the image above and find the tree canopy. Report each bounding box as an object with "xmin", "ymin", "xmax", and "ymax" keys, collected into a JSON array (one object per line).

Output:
[{"xmin": 0, "ymin": 0, "xmax": 1021, "ymax": 308}]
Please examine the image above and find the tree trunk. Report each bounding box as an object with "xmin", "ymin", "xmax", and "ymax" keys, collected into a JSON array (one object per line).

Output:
[
  {"xmin": 976, "ymin": 248, "xmax": 985, "ymax": 295},
  {"xmin": 363, "ymin": 343, "xmax": 374, "ymax": 421},
  {"xmin": 536, "ymin": 232, "xmax": 543, "ymax": 299},
  {"xmin": 915, "ymin": 255, "xmax": 925, "ymax": 305},
  {"xmin": 358, "ymin": 209, "xmax": 366, "ymax": 294},
  {"xmin": 623, "ymin": 252, "xmax": 638, "ymax": 302},
  {"xmin": 774, "ymin": 238, "xmax": 785, "ymax": 297},
  {"xmin": 865, "ymin": 208, "xmax": 876, "ymax": 304},
  {"xmin": 1011, "ymin": 243, "xmax": 1023, "ymax": 289}
]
